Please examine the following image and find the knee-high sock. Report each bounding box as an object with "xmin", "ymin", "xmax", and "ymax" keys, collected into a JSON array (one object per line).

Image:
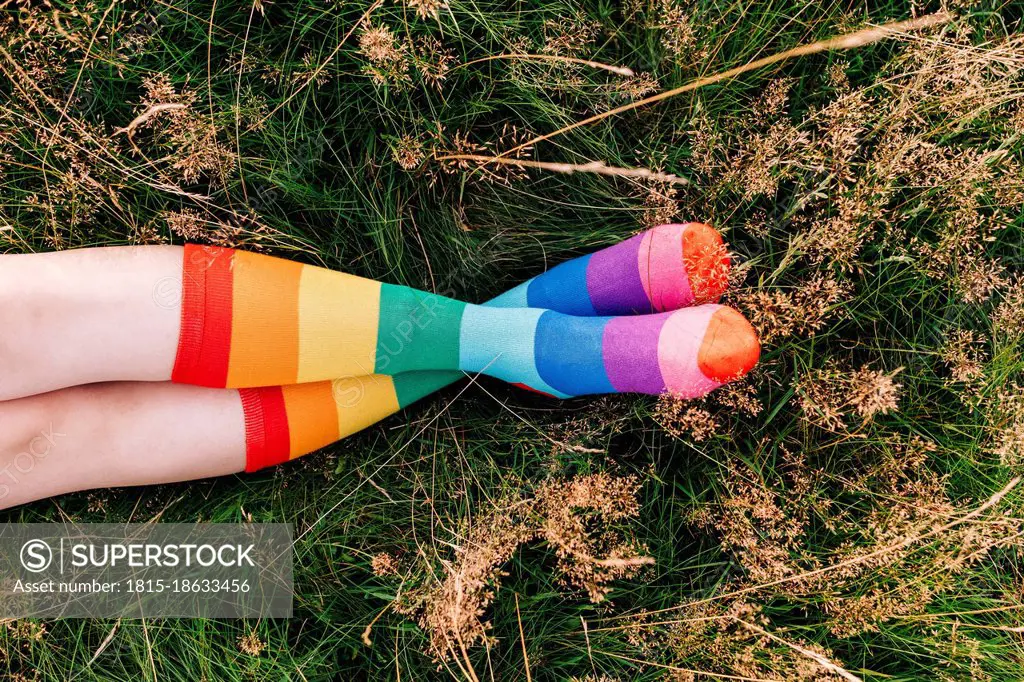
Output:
[
  {"xmin": 240, "ymin": 303, "xmax": 758, "ymax": 470},
  {"xmin": 220, "ymin": 223, "xmax": 753, "ymax": 470},
  {"xmin": 173, "ymin": 222, "xmax": 729, "ymax": 388},
  {"xmin": 488, "ymin": 221, "xmax": 729, "ymax": 313},
  {"xmin": 171, "ymin": 242, "xmax": 756, "ymax": 392}
]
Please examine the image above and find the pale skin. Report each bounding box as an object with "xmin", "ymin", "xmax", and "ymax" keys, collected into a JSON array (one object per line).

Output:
[
  {"xmin": 0, "ymin": 246, "xmax": 184, "ymax": 398},
  {"xmin": 0, "ymin": 247, "xmax": 247, "ymax": 509}
]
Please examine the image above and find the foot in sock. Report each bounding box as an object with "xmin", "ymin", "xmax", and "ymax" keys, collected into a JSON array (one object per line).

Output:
[
  {"xmin": 519, "ymin": 304, "xmax": 759, "ymax": 398},
  {"xmin": 489, "ymin": 222, "xmax": 729, "ymax": 314},
  {"xmin": 171, "ymin": 242, "xmax": 758, "ymax": 397}
]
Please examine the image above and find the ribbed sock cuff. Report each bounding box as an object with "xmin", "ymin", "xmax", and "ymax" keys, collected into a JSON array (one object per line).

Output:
[
  {"xmin": 171, "ymin": 244, "xmax": 236, "ymax": 388},
  {"xmin": 239, "ymin": 387, "xmax": 291, "ymax": 472}
]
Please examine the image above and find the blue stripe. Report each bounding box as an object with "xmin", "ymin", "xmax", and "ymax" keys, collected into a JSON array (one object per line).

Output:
[
  {"xmin": 487, "ymin": 280, "xmax": 531, "ymax": 308},
  {"xmin": 526, "ymin": 254, "xmax": 597, "ymax": 316},
  {"xmin": 534, "ymin": 311, "xmax": 615, "ymax": 397},
  {"xmin": 458, "ymin": 305, "xmax": 568, "ymax": 397}
]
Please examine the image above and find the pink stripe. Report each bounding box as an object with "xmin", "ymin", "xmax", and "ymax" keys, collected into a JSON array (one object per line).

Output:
[
  {"xmin": 657, "ymin": 305, "xmax": 721, "ymax": 399},
  {"xmin": 638, "ymin": 223, "xmax": 693, "ymax": 312},
  {"xmin": 602, "ymin": 314, "xmax": 668, "ymax": 394}
]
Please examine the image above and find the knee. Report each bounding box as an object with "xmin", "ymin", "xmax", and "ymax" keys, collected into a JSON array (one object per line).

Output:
[
  {"xmin": 0, "ymin": 393, "xmax": 69, "ymax": 466},
  {"xmin": 0, "ymin": 391, "xmax": 75, "ymax": 506}
]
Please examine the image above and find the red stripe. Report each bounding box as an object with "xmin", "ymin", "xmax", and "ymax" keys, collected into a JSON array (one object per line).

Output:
[
  {"xmin": 171, "ymin": 244, "xmax": 235, "ymax": 388},
  {"xmin": 240, "ymin": 387, "xmax": 292, "ymax": 472},
  {"xmin": 511, "ymin": 382, "xmax": 557, "ymax": 398}
]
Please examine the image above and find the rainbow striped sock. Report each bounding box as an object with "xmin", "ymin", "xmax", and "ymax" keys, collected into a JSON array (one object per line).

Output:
[
  {"xmin": 171, "ymin": 243, "xmax": 755, "ymax": 393},
  {"xmin": 240, "ymin": 303, "xmax": 758, "ymax": 470},
  {"xmin": 173, "ymin": 223, "xmax": 729, "ymax": 387}
]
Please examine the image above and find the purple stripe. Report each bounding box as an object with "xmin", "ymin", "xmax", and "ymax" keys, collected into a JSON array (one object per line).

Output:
[
  {"xmin": 585, "ymin": 234, "xmax": 652, "ymax": 314},
  {"xmin": 601, "ymin": 313, "xmax": 668, "ymax": 394}
]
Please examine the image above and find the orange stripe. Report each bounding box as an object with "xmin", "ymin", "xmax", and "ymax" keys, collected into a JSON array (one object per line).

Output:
[
  {"xmin": 682, "ymin": 223, "xmax": 730, "ymax": 304},
  {"xmin": 281, "ymin": 381, "xmax": 342, "ymax": 458},
  {"xmin": 226, "ymin": 251, "xmax": 304, "ymax": 387}
]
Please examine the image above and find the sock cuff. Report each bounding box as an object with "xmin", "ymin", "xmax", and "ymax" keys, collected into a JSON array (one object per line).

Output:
[
  {"xmin": 240, "ymin": 387, "xmax": 292, "ymax": 472},
  {"xmin": 171, "ymin": 244, "xmax": 236, "ymax": 387}
]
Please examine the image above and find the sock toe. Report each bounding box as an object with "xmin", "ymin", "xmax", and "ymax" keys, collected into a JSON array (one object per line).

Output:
[
  {"xmin": 639, "ymin": 223, "xmax": 730, "ymax": 312},
  {"xmin": 681, "ymin": 222, "xmax": 730, "ymax": 304},
  {"xmin": 696, "ymin": 306, "xmax": 760, "ymax": 383}
]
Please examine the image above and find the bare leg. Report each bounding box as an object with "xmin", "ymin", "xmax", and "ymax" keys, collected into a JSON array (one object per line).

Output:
[
  {"xmin": 0, "ymin": 382, "xmax": 245, "ymax": 509},
  {"xmin": 0, "ymin": 241, "xmax": 759, "ymax": 405},
  {"xmin": 0, "ymin": 247, "xmax": 183, "ymax": 401}
]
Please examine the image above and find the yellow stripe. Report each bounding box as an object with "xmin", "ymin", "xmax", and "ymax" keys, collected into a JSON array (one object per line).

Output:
[
  {"xmin": 227, "ymin": 251, "xmax": 303, "ymax": 388},
  {"xmin": 331, "ymin": 375, "xmax": 401, "ymax": 439},
  {"xmin": 297, "ymin": 266, "xmax": 381, "ymax": 384}
]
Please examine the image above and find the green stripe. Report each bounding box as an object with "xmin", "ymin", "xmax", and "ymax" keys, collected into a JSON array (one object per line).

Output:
[
  {"xmin": 392, "ymin": 371, "xmax": 462, "ymax": 409},
  {"xmin": 374, "ymin": 283, "xmax": 466, "ymax": 375}
]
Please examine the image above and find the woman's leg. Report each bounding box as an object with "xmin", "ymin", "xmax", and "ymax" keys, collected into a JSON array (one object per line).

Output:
[
  {"xmin": 0, "ymin": 246, "xmax": 183, "ymax": 401},
  {"xmin": 0, "ymin": 374, "xmax": 497, "ymax": 507},
  {"xmin": 0, "ymin": 223, "xmax": 737, "ymax": 401},
  {"xmin": 0, "ymin": 382, "xmax": 245, "ymax": 509},
  {"xmin": 13, "ymin": 242, "xmax": 754, "ymax": 398}
]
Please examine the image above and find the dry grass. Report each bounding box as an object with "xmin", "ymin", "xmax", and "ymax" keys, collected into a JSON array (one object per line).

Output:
[{"xmin": 390, "ymin": 473, "xmax": 649, "ymax": 661}]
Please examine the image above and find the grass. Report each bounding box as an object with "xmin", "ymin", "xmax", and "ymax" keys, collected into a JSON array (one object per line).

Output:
[{"xmin": 1, "ymin": 0, "xmax": 1023, "ymax": 679}]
